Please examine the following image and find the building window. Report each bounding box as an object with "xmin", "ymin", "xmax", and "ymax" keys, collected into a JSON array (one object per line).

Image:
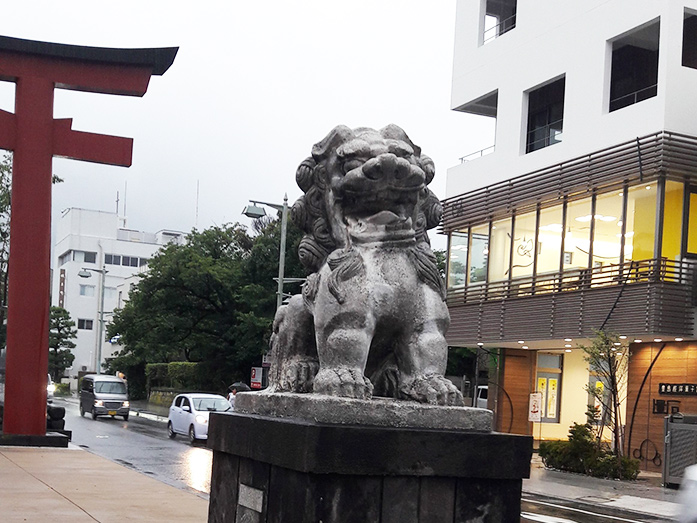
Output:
[
  {"xmin": 625, "ymin": 183, "xmax": 657, "ymax": 262},
  {"xmin": 489, "ymin": 217, "xmax": 512, "ymax": 282},
  {"xmin": 683, "ymin": 10, "xmax": 697, "ymax": 69},
  {"xmin": 83, "ymin": 251, "xmax": 97, "ymax": 264},
  {"xmin": 537, "ymin": 206, "xmax": 563, "ymax": 277},
  {"xmin": 448, "ymin": 232, "xmax": 468, "ymax": 290},
  {"xmin": 104, "ymin": 287, "xmax": 118, "ymax": 300},
  {"xmin": 58, "ymin": 251, "xmax": 71, "ymax": 266},
  {"xmin": 79, "ymin": 284, "xmax": 95, "ymax": 297},
  {"xmin": 536, "ymin": 353, "xmax": 562, "ymax": 424},
  {"xmin": 526, "ymin": 77, "xmax": 565, "ymax": 153},
  {"xmin": 591, "ymin": 191, "xmax": 623, "ymax": 268},
  {"xmin": 469, "ymin": 224, "xmax": 489, "ymax": 284},
  {"xmin": 78, "ymin": 319, "xmax": 93, "ymax": 330},
  {"xmin": 609, "ymin": 19, "xmax": 659, "ymax": 112},
  {"xmin": 511, "ymin": 210, "xmax": 537, "ymax": 279},
  {"xmin": 482, "ymin": 0, "xmax": 517, "ymax": 44},
  {"xmin": 139, "ymin": 257, "xmax": 148, "ymax": 267},
  {"xmin": 121, "ymin": 256, "xmax": 139, "ymax": 267}
]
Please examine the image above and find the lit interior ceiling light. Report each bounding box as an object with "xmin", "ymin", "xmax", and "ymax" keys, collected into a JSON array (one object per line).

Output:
[
  {"xmin": 564, "ymin": 338, "xmax": 572, "ymax": 342},
  {"xmin": 564, "ymin": 344, "xmax": 571, "ymax": 348},
  {"xmin": 619, "ymin": 335, "xmax": 627, "ymax": 339},
  {"xmin": 634, "ymin": 339, "xmax": 642, "ymax": 343},
  {"xmin": 518, "ymin": 340, "xmax": 525, "ymax": 344},
  {"xmin": 565, "ymin": 349, "xmax": 572, "ymax": 352},
  {"xmin": 654, "ymin": 338, "xmax": 662, "ymax": 342},
  {"xmin": 477, "ymin": 342, "xmax": 484, "ymax": 346},
  {"xmin": 522, "ymin": 345, "xmax": 529, "ymax": 349},
  {"xmin": 675, "ymin": 337, "xmax": 684, "ymax": 342},
  {"xmin": 613, "ymin": 342, "xmax": 621, "ymax": 346}
]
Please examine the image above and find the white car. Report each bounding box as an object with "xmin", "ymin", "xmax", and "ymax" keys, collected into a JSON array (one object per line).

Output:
[{"xmin": 167, "ymin": 393, "xmax": 230, "ymax": 444}]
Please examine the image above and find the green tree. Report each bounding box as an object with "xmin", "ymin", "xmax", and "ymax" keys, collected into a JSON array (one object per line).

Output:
[
  {"xmin": 48, "ymin": 306, "xmax": 76, "ymax": 381},
  {"xmin": 106, "ymin": 217, "xmax": 305, "ymax": 395},
  {"xmin": 580, "ymin": 330, "xmax": 628, "ymax": 460}
]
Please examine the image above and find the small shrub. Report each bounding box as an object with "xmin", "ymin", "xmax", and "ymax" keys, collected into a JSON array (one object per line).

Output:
[
  {"xmin": 539, "ymin": 421, "xmax": 639, "ymax": 480},
  {"xmin": 54, "ymin": 383, "xmax": 70, "ymax": 397}
]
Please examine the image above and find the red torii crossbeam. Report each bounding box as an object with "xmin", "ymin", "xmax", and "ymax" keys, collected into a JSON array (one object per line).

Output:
[{"xmin": 0, "ymin": 36, "xmax": 177, "ymax": 436}]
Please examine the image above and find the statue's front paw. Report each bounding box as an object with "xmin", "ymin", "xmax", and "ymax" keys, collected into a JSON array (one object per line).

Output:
[
  {"xmin": 277, "ymin": 358, "xmax": 319, "ymax": 393},
  {"xmin": 399, "ymin": 374, "xmax": 464, "ymax": 406},
  {"xmin": 313, "ymin": 367, "xmax": 373, "ymax": 400}
]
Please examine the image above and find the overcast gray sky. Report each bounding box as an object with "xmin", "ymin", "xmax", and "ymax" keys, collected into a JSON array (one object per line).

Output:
[{"xmin": 0, "ymin": 1, "xmax": 491, "ymax": 251}]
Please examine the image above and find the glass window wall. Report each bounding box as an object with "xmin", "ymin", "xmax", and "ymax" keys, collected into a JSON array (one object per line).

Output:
[
  {"xmin": 511, "ymin": 210, "xmax": 537, "ymax": 279},
  {"xmin": 592, "ymin": 191, "xmax": 623, "ymax": 268},
  {"xmin": 448, "ymin": 232, "xmax": 468, "ymax": 290},
  {"xmin": 662, "ymin": 181, "xmax": 683, "ymax": 262},
  {"xmin": 488, "ymin": 218, "xmax": 512, "ymax": 282},
  {"xmin": 625, "ymin": 183, "xmax": 657, "ymax": 262},
  {"xmin": 469, "ymin": 224, "xmax": 489, "ymax": 285},
  {"xmin": 564, "ymin": 198, "xmax": 592, "ymax": 273}
]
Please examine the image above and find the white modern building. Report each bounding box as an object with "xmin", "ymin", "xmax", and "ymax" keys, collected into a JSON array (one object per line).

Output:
[
  {"xmin": 52, "ymin": 208, "xmax": 184, "ymax": 376},
  {"xmin": 443, "ymin": 0, "xmax": 697, "ymax": 471}
]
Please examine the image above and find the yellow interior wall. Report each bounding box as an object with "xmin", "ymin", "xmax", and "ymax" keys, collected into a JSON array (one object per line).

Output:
[
  {"xmin": 662, "ymin": 182, "xmax": 683, "ymax": 262},
  {"xmin": 632, "ymin": 190, "xmax": 657, "ymax": 260},
  {"xmin": 533, "ymin": 349, "xmax": 590, "ymax": 441}
]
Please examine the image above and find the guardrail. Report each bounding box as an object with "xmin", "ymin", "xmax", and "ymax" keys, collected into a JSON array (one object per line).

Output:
[{"xmin": 483, "ymin": 14, "xmax": 517, "ymax": 44}]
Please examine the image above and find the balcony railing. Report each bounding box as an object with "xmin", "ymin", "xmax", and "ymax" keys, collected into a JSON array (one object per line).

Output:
[
  {"xmin": 482, "ymin": 14, "xmax": 517, "ymax": 44},
  {"xmin": 447, "ymin": 258, "xmax": 694, "ymax": 306},
  {"xmin": 610, "ymin": 83, "xmax": 658, "ymax": 112},
  {"xmin": 459, "ymin": 145, "xmax": 495, "ymax": 163}
]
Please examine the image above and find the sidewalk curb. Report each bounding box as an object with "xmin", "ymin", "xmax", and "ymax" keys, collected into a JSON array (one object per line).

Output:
[{"xmin": 521, "ymin": 490, "xmax": 679, "ymax": 522}]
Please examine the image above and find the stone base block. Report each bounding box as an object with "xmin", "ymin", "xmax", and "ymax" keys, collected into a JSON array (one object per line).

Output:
[
  {"xmin": 0, "ymin": 431, "xmax": 70, "ymax": 447},
  {"xmin": 207, "ymin": 412, "xmax": 532, "ymax": 522}
]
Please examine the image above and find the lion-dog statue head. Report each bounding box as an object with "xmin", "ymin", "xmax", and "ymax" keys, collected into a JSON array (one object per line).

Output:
[{"xmin": 269, "ymin": 125, "xmax": 463, "ymax": 406}]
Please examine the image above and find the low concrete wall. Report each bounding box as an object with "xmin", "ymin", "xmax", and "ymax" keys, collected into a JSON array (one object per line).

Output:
[{"xmin": 148, "ymin": 388, "xmax": 178, "ymax": 407}]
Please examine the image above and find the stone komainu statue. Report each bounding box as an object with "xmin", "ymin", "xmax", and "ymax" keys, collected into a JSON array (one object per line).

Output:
[{"xmin": 269, "ymin": 125, "xmax": 463, "ymax": 406}]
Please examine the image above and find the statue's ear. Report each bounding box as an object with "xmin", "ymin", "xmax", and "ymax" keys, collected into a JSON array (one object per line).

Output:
[
  {"xmin": 420, "ymin": 154, "xmax": 436, "ymax": 185},
  {"xmin": 311, "ymin": 125, "xmax": 354, "ymax": 163}
]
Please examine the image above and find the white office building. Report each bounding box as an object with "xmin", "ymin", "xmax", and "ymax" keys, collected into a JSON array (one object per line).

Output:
[
  {"xmin": 442, "ymin": 0, "xmax": 697, "ymax": 469},
  {"xmin": 52, "ymin": 208, "xmax": 185, "ymax": 376}
]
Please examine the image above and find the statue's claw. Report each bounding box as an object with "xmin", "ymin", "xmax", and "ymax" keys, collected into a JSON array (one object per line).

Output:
[
  {"xmin": 277, "ymin": 358, "xmax": 319, "ymax": 393},
  {"xmin": 399, "ymin": 374, "xmax": 464, "ymax": 406},
  {"xmin": 313, "ymin": 367, "xmax": 374, "ymax": 400}
]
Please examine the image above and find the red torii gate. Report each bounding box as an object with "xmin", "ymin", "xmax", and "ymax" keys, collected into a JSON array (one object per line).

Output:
[{"xmin": 0, "ymin": 36, "xmax": 177, "ymax": 436}]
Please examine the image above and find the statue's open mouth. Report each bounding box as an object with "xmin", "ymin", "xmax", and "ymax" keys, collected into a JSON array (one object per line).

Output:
[{"xmin": 345, "ymin": 212, "xmax": 414, "ymax": 242}]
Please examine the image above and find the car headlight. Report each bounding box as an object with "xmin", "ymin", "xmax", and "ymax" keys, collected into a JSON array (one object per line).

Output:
[
  {"xmin": 46, "ymin": 384, "xmax": 56, "ymax": 393},
  {"xmin": 195, "ymin": 415, "xmax": 208, "ymax": 425},
  {"xmin": 94, "ymin": 400, "xmax": 104, "ymax": 407},
  {"xmin": 123, "ymin": 401, "xmax": 130, "ymax": 408}
]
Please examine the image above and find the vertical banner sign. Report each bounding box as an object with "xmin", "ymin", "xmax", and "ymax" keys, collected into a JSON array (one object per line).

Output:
[
  {"xmin": 547, "ymin": 379, "xmax": 558, "ymax": 419},
  {"xmin": 537, "ymin": 377, "xmax": 547, "ymax": 418},
  {"xmin": 250, "ymin": 367, "xmax": 263, "ymax": 389},
  {"xmin": 529, "ymin": 392, "xmax": 543, "ymax": 422}
]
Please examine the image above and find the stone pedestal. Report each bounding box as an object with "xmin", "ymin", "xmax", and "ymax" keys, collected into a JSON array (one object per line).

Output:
[{"xmin": 207, "ymin": 394, "xmax": 532, "ymax": 523}]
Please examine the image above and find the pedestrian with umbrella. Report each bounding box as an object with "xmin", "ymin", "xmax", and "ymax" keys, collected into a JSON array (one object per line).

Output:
[{"xmin": 227, "ymin": 381, "xmax": 251, "ymax": 408}]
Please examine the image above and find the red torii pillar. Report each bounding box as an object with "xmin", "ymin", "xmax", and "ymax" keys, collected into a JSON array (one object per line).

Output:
[{"xmin": 0, "ymin": 36, "xmax": 177, "ymax": 436}]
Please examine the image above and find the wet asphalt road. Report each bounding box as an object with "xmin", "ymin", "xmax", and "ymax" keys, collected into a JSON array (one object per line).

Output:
[{"xmin": 55, "ymin": 398, "xmax": 212, "ymax": 499}]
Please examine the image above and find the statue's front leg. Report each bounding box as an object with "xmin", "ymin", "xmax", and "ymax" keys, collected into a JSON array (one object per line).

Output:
[
  {"xmin": 397, "ymin": 313, "xmax": 464, "ymax": 407},
  {"xmin": 313, "ymin": 314, "xmax": 375, "ymax": 400}
]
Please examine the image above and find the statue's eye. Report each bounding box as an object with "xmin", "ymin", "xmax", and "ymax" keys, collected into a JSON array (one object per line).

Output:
[{"xmin": 342, "ymin": 159, "xmax": 363, "ymax": 173}]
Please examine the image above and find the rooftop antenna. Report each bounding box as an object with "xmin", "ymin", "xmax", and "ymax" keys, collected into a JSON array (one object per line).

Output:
[
  {"xmin": 123, "ymin": 181, "xmax": 128, "ymax": 227},
  {"xmin": 195, "ymin": 179, "xmax": 200, "ymax": 229}
]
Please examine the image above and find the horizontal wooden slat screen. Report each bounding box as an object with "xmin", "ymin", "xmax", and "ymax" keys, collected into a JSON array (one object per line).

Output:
[
  {"xmin": 441, "ymin": 131, "xmax": 697, "ymax": 232},
  {"xmin": 446, "ymin": 259, "xmax": 693, "ymax": 345}
]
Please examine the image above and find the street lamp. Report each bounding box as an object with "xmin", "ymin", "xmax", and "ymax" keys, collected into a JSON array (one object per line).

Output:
[
  {"xmin": 78, "ymin": 266, "xmax": 108, "ymax": 374},
  {"xmin": 242, "ymin": 195, "xmax": 289, "ymax": 310}
]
